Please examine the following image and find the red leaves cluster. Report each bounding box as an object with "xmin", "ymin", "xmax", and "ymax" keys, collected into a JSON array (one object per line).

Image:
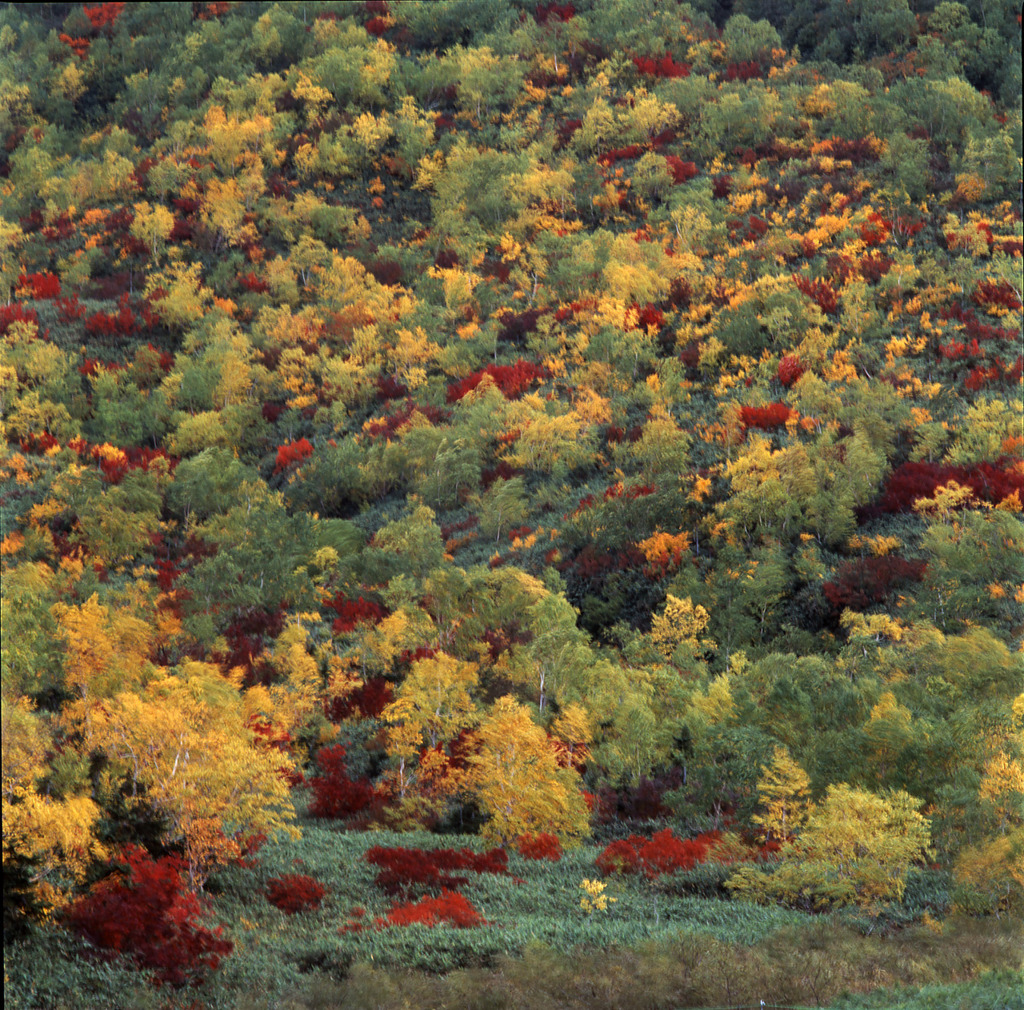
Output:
[
  {"xmin": 326, "ymin": 594, "xmax": 389, "ymax": 635},
  {"xmin": 446, "ymin": 359, "xmax": 546, "ymax": 403},
  {"xmin": 712, "ymin": 174, "xmax": 733, "ymax": 200},
  {"xmin": 84, "ymin": 2, "xmax": 125, "ymax": 29},
  {"xmin": 308, "ymin": 745, "xmax": 380, "ymax": 821},
  {"xmin": 965, "ymin": 357, "xmax": 1021, "ymax": 391},
  {"xmin": 238, "ymin": 271, "xmax": 269, "ymax": 293},
  {"xmin": 84, "ymin": 296, "xmax": 138, "ymax": 338},
  {"xmin": 794, "ymin": 275, "xmax": 839, "ymax": 315},
  {"xmin": 938, "ymin": 303, "xmax": 1017, "ymax": 344},
  {"xmin": 535, "ymin": 2, "xmax": 576, "ymax": 24},
  {"xmin": 59, "ymin": 33, "xmax": 91, "ymax": 59},
  {"xmin": 379, "ymin": 890, "xmax": 485, "ymax": 929},
  {"xmin": 265, "ymin": 874, "xmax": 327, "ymax": 915},
  {"xmin": 596, "ymin": 829, "xmax": 717, "ymax": 879},
  {"xmin": 823, "ymin": 555, "xmax": 927, "ymax": 612},
  {"xmin": 777, "ymin": 355, "xmax": 805, "ymax": 387},
  {"xmin": 725, "ymin": 60, "xmax": 764, "ymax": 81},
  {"xmin": 325, "ymin": 676, "xmax": 393, "ymax": 721},
  {"xmin": 739, "ymin": 402, "xmax": 793, "ymax": 430},
  {"xmin": 56, "ymin": 293, "xmax": 87, "ymax": 321},
  {"xmin": 730, "ymin": 214, "xmax": 770, "ymax": 242},
  {"xmin": 0, "ymin": 303, "xmax": 40, "ymax": 337},
  {"xmin": 365, "ymin": 845, "xmax": 508, "ymax": 897},
  {"xmin": 973, "ymin": 280, "xmax": 1022, "ymax": 313},
  {"xmin": 859, "ymin": 212, "xmax": 891, "ymax": 246},
  {"xmin": 273, "ymin": 437, "xmax": 313, "ymax": 474},
  {"xmin": 362, "ymin": 401, "xmax": 449, "ymax": 440},
  {"xmin": 632, "ymin": 55, "xmax": 691, "ymax": 79},
  {"xmin": 664, "ymin": 155, "xmax": 698, "ymax": 184},
  {"xmin": 813, "ymin": 136, "xmax": 880, "ymax": 165},
  {"xmin": 65, "ymin": 845, "xmax": 232, "ymax": 988},
  {"xmin": 94, "ymin": 445, "xmax": 175, "ymax": 484},
  {"xmin": 515, "ymin": 833, "xmax": 563, "ymax": 861},
  {"xmin": 859, "ymin": 252, "xmax": 893, "ymax": 283},
  {"xmin": 630, "ymin": 303, "xmax": 665, "ymax": 332},
  {"xmin": 874, "ymin": 460, "xmax": 1024, "ymax": 514},
  {"xmin": 16, "ymin": 272, "xmax": 61, "ymax": 299}
]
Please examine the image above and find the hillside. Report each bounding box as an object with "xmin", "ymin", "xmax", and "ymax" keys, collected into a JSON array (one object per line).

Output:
[{"xmin": 2, "ymin": 2, "xmax": 1022, "ymax": 1008}]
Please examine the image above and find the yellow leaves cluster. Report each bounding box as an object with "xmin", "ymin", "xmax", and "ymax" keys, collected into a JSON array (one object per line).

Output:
[
  {"xmin": 650, "ymin": 594, "xmax": 711, "ymax": 660},
  {"xmin": 637, "ymin": 531, "xmax": 691, "ymax": 565},
  {"xmin": 580, "ymin": 877, "xmax": 616, "ymax": 914},
  {"xmin": 847, "ymin": 534, "xmax": 902, "ymax": 556}
]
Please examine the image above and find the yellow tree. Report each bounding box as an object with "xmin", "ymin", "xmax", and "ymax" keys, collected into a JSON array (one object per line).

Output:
[
  {"xmin": 90, "ymin": 663, "xmax": 298, "ymax": 888},
  {"xmin": 2, "ymin": 695, "xmax": 106, "ymax": 915},
  {"xmin": 52, "ymin": 593, "xmax": 154, "ymax": 745},
  {"xmin": 467, "ymin": 696, "xmax": 590, "ymax": 846},
  {"xmin": 752, "ymin": 745, "xmax": 811, "ymax": 842},
  {"xmin": 387, "ymin": 651, "xmax": 479, "ymax": 749}
]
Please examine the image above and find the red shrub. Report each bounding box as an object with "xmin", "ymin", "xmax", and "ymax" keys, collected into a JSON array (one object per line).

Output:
[
  {"xmin": 365, "ymin": 16, "xmax": 388, "ymax": 35},
  {"xmin": 965, "ymin": 361, "xmax": 1004, "ymax": 391},
  {"xmin": 325, "ymin": 676, "xmax": 393, "ymax": 721},
  {"xmin": 816, "ymin": 136, "xmax": 880, "ymax": 165},
  {"xmin": 794, "ymin": 275, "xmax": 839, "ymax": 315},
  {"xmin": 665, "ymin": 156, "xmax": 698, "ymax": 184},
  {"xmin": 365, "ymin": 845, "xmax": 508, "ymax": 897},
  {"xmin": 381, "ymin": 890, "xmax": 484, "ymax": 929},
  {"xmin": 859, "ymin": 212, "xmax": 891, "ymax": 246},
  {"xmin": 16, "ymin": 272, "xmax": 60, "ymax": 300},
  {"xmin": 631, "ymin": 304, "xmax": 665, "ymax": 331},
  {"xmin": 859, "ymin": 252, "xmax": 893, "ymax": 283},
  {"xmin": 56, "ymin": 294, "xmax": 86, "ymax": 320},
  {"xmin": 740, "ymin": 402, "xmax": 793, "ymax": 430},
  {"xmin": 273, "ymin": 438, "xmax": 313, "ymax": 474},
  {"xmin": 238, "ymin": 271, "xmax": 269, "ymax": 293},
  {"xmin": 516, "ymin": 833, "xmax": 563, "ymax": 861},
  {"xmin": 823, "ymin": 556, "xmax": 927, "ymax": 612},
  {"xmin": 725, "ymin": 60, "xmax": 763, "ymax": 81},
  {"xmin": 874, "ymin": 460, "xmax": 1024, "ymax": 513},
  {"xmin": 376, "ymin": 374, "xmax": 409, "ymax": 401},
  {"xmin": 712, "ymin": 174, "xmax": 733, "ymax": 200},
  {"xmin": 973, "ymin": 280, "xmax": 1022, "ymax": 313},
  {"xmin": 59, "ymin": 33, "xmax": 91, "ymax": 59},
  {"xmin": 535, "ymin": 2, "xmax": 575, "ymax": 23},
  {"xmin": 328, "ymin": 594, "xmax": 389, "ymax": 635},
  {"xmin": 64, "ymin": 845, "xmax": 232, "ymax": 988},
  {"xmin": 633, "ymin": 54, "xmax": 690, "ymax": 78},
  {"xmin": 84, "ymin": 296, "xmax": 138, "ymax": 338},
  {"xmin": 0, "ymin": 303, "xmax": 40, "ymax": 337},
  {"xmin": 777, "ymin": 355, "xmax": 805, "ymax": 387},
  {"xmin": 265, "ymin": 874, "xmax": 327, "ymax": 914},
  {"xmin": 446, "ymin": 359, "xmax": 546, "ymax": 402},
  {"xmin": 596, "ymin": 829, "xmax": 717, "ymax": 879},
  {"xmin": 597, "ymin": 144, "xmax": 644, "ymax": 166},
  {"xmin": 308, "ymin": 745, "xmax": 379, "ymax": 820},
  {"xmin": 84, "ymin": 2, "xmax": 124, "ymax": 29}
]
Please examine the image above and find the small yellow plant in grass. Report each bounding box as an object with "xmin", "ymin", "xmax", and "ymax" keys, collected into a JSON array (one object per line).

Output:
[{"xmin": 580, "ymin": 878, "xmax": 616, "ymax": 914}]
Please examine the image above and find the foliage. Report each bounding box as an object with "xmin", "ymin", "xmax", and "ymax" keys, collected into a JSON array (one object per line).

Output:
[
  {"xmin": 0, "ymin": 1, "xmax": 1021, "ymax": 1002},
  {"xmin": 64, "ymin": 845, "xmax": 232, "ymax": 988}
]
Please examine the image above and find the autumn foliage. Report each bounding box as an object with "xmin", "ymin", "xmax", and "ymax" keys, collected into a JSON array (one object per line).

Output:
[
  {"xmin": 265, "ymin": 874, "xmax": 327, "ymax": 915},
  {"xmin": 65, "ymin": 846, "xmax": 233, "ymax": 987}
]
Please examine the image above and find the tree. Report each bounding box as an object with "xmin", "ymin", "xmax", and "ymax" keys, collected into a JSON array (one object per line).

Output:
[
  {"xmin": 752, "ymin": 745, "xmax": 811, "ymax": 842},
  {"xmin": 90, "ymin": 663, "xmax": 298, "ymax": 888},
  {"xmin": 728, "ymin": 783, "xmax": 932, "ymax": 908},
  {"xmin": 467, "ymin": 696, "xmax": 590, "ymax": 846}
]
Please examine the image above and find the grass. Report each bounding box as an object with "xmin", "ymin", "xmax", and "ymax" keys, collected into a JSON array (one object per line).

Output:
[{"xmin": 5, "ymin": 824, "xmax": 1022, "ymax": 1009}]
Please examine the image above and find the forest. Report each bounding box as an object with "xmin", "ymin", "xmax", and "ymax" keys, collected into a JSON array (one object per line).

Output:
[{"xmin": 0, "ymin": 2, "xmax": 1021, "ymax": 1008}]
